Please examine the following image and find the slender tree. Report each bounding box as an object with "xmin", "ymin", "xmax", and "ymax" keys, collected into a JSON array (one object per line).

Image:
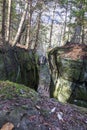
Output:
[
  {"xmin": 6, "ymin": 0, "xmax": 12, "ymax": 42},
  {"xmin": 34, "ymin": 11, "xmax": 42, "ymax": 50},
  {"xmin": 33, "ymin": 0, "xmax": 45, "ymax": 50},
  {"xmin": 69, "ymin": 0, "xmax": 86, "ymax": 44},
  {"xmin": 63, "ymin": 1, "xmax": 68, "ymax": 41},
  {"xmin": 26, "ymin": 0, "xmax": 32, "ymax": 49},
  {"xmin": 12, "ymin": 0, "xmax": 28, "ymax": 46},
  {"xmin": 49, "ymin": 2, "xmax": 56, "ymax": 47},
  {"xmin": 67, "ymin": 4, "xmax": 72, "ymax": 41},
  {"xmin": 81, "ymin": 0, "xmax": 85, "ymax": 44},
  {"xmin": 1, "ymin": 0, "xmax": 6, "ymax": 44}
]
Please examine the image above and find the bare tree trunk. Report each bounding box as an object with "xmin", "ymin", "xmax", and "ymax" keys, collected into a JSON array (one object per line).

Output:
[
  {"xmin": 34, "ymin": 11, "xmax": 42, "ymax": 50},
  {"xmin": 26, "ymin": 0, "xmax": 32, "ymax": 49},
  {"xmin": 63, "ymin": 4, "xmax": 68, "ymax": 40},
  {"xmin": 71, "ymin": 2, "xmax": 83, "ymax": 44},
  {"xmin": 71, "ymin": 25, "xmax": 81, "ymax": 43},
  {"xmin": 81, "ymin": 8, "xmax": 85, "ymax": 44},
  {"xmin": 68, "ymin": 4, "xmax": 72, "ymax": 41},
  {"xmin": 82, "ymin": 24, "xmax": 84, "ymax": 44},
  {"xmin": 17, "ymin": 24, "xmax": 26, "ymax": 43},
  {"xmin": 12, "ymin": 1, "xmax": 28, "ymax": 46},
  {"xmin": 2, "ymin": 0, "xmax": 6, "ymax": 44},
  {"xmin": 49, "ymin": 3, "xmax": 56, "ymax": 47},
  {"xmin": 6, "ymin": 0, "xmax": 12, "ymax": 42}
]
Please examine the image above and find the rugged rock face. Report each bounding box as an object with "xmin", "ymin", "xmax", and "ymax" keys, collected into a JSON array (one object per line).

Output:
[
  {"xmin": 0, "ymin": 45, "xmax": 39, "ymax": 90},
  {"xmin": 48, "ymin": 44, "xmax": 87, "ymax": 107},
  {"xmin": 0, "ymin": 81, "xmax": 87, "ymax": 130}
]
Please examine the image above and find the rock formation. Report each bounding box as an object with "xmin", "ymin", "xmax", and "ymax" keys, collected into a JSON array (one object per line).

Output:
[
  {"xmin": 48, "ymin": 44, "xmax": 87, "ymax": 107},
  {"xmin": 0, "ymin": 45, "xmax": 39, "ymax": 90}
]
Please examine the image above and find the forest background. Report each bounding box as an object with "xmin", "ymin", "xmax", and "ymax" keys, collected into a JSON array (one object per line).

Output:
[{"xmin": 0, "ymin": 0, "xmax": 87, "ymax": 55}]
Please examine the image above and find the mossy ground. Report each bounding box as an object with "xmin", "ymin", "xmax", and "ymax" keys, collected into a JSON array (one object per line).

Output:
[{"xmin": 0, "ymin": 80, "xmax": 38, "ymax": 100}]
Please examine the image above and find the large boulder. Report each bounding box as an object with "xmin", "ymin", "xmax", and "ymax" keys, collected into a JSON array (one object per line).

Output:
[
  {"xmin": 0, "ymin": 80, "xmax": 87, "ymax": 130},
  {"xmin": 48, "ymin": 44, "xmax": 87, "ymax": 107},
  {"xmin": 0, "ymin": 45, "xmax": 39, "ymax": 90}
]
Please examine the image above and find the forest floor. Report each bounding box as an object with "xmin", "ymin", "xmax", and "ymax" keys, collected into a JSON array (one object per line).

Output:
[
  {"xmin": 0, "ymin": 81, "xmax": 87, "ymax": 130},
  {"xmin": 0, "ymin": 95, "xmax": 87, "ymax": 130}
]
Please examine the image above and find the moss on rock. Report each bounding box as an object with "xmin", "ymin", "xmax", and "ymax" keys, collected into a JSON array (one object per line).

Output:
[
  {"xmin": 48, "ymin": 45, "xmax": 87, "ymax": 108},
  {"xmin": 0, "ymin": 80, "xmax": 38, "ymax": 100},
  {"xmin": 0, "ymin": 46, "xmax": 39, "ymax": 91}
]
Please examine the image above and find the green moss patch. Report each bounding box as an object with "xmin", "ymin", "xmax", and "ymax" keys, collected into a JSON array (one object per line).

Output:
[{"xmin": 0, "ymin": 80, "xmax": 38, "ymax": 100}]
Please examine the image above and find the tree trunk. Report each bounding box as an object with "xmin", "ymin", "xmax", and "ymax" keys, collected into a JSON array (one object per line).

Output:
[
  {"xmin": 34, "ymin": 11, "xmax": 42, "ymax": 50},
  {"xmin": 6, "ymin": 0, "xmax": 12, "ymax": 42},
  {"xmin": 12, "ymin": 1, "xmax": 28, "ymax": 46},
  {"xmin": 82, "ymin": 24, "xmax": 84, "ymax": 44},
  {"xmin": 2, "ymin": 0, "xmax": 6, "ymax": 44},
  {"xmin": 71, "ymin": 25, "xmax": 81, "ymax": 43},
  {"xmin": 17, "ymin": 24, "xmax": 26, "ymax": 43},
  {"xmin": 26, "ymin": 0, "xmax": 32, "ymax": 49},
  {"xmin": 81, "ymin": 6, "xmax": 85, "ymax": 44},
  {"xmin": 63, "ymin": 4, "xmax": 68, "ymax": 41},
  {"xmin": 64, "ymin": 9, "xmax": 68, "ymax": 36},
  {"xmin": 49, "ymin": 3, "xmax": 56, "ymax": 47},
  {"xmin": 68, "ymin": 4, "xmax": 72, "ymax": 41}
]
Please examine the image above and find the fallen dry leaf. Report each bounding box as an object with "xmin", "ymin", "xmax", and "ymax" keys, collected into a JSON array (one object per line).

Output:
[
  {"xmin": 0, "ymin": 122, "xmax": 14, "ymax": 130},
  {"xmin": 35, "ymin": 105, "xmax": 41, "ymax": 110}
]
